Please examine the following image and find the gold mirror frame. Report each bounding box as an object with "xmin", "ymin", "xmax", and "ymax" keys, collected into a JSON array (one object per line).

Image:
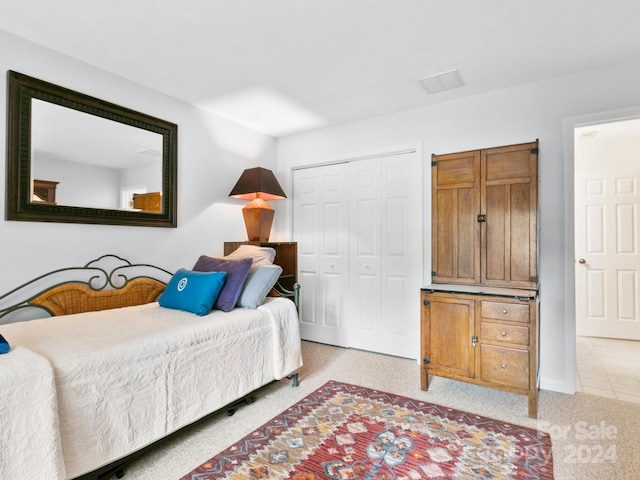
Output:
[{"xmin": 6, "ymin": 71, "xmax": 178, "ymax": 227}]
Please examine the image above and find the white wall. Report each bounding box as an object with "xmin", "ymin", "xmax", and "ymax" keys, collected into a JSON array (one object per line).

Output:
[
  {"xmin": 277, "ymin": 58, "xmax": 640, "ymax": 394},
  {"xmin": 0, "ymin": 30, "xmax": 280, "ymax": 294},
  {"xmin": 34, "ymin": 157, "xmax": 120, "ymax": 208}
]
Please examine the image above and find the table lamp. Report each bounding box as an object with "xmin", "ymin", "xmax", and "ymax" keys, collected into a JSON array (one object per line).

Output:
[{"xmin": 228, "ymin": 167, "xmax": 287, "ymax": 242}]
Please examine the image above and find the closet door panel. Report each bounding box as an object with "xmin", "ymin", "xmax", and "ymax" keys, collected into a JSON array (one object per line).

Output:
[
  {"xmin": 349, "ymin": 160, "xmax": 382, "ymax": 350},
  {"xmin": 294, "ymin": 164, "xmax": 349, "ymax": 346},
  {"xmin": 294, "ymin": 151, "xmax": 421, "ymax": 359},
  {"xmin": 349, "ymin": 153, "xmax": 421, "ymax": 358}
]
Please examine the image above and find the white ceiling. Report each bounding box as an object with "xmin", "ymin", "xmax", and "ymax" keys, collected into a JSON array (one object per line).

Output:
[{"xmin": 2, "ymin": 0, "xmax": 640, "ymax": 137}]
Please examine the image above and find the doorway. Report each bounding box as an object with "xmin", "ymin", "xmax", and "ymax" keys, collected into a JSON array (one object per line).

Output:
[
  {"xmin": 574, "ymin": 118, "xmax": 640, "ymax": 340},
  {"xmin": 573, "ymin": 116, "xmax": 640, "ymax": 402}
]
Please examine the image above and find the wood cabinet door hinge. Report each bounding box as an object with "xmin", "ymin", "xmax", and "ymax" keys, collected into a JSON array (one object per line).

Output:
[
  {"xmin": 472, "ymin": 336, "xmax": 478, "ymax": 347},
  {"xmin": 477, "ymin": 214, "xmax": 486, "ymax": 223},
  {"xmin": 423, "ymin": 358, "xmax": 431, "ymax": 365},
  {"xmin": 431, "ymin": 161, "xmax": 437, "ymax": 167},
  {"xmin": 531, "ymin": 147, "xmax": 539, "ymax": 154}
]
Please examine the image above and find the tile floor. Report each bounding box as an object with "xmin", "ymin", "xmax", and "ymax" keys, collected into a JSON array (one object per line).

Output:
[{"xmin": 576, "ymin": 335, "xmax": 640, "ymax": 404}]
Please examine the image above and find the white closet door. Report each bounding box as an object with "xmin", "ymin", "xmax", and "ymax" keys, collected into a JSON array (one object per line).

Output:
[
  {"xmin": 293, "ymin": 163, "xmax": 349, "ymax": 346},
  {"xmin": 348, "ymin": 152, "xmax": 422, "ymax": 358}
]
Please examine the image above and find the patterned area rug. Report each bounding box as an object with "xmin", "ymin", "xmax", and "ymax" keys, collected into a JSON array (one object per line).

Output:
[{"xmin": 181, "ymin": 381, "xmax": 553, "ymax": 480}]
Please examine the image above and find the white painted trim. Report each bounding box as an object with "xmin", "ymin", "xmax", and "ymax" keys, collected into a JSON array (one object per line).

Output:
[
  {"xmin": 540, "ymin": 378, "xmax": 574, "ymax": 395},
  {"xmin": 289, "ymin": 142, "xmax": 421, "ymax": 171}
]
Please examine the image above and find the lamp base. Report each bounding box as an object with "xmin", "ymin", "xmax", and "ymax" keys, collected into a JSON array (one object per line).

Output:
[{"xmin": 242, "ymin": 198, "xmax": 274, "ymax": 242}]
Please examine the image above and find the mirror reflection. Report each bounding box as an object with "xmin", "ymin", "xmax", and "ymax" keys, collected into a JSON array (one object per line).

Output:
[
  {"xmin": 6, "ymin": 70, "xmax": 177, "ymax": 227},
  {"xmin": 31, "ymin": 99, "xmax": 163, "ymax": 212}
]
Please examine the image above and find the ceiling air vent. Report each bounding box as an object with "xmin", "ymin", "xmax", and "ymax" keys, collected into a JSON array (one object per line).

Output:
[{"xmin": 419, "ymin": 69, "xmax": 465, "ymax": 94}]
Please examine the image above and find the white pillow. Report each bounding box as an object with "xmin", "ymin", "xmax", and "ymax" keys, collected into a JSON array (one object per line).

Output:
[
  {"xmin": 237, "ymin": 265, "xmax": 283, "ymax": 308},
  {"xmin": 225, "ymin": 245, "xmax": 276, "ymax": 268}
]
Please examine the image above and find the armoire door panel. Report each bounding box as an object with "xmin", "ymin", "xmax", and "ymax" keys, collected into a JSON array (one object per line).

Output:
[
  {"xmin": 481, "ymin": 141, "xmax": 538, "ymax": 288},
  {"xmin": 423, "ymin": 296, "xmax": 475, "ymax": 378},
  {"xmin": 433, "ymin": 187, "xmax": 479, "ymax": 282},
  {"xmin": 484, "ymin": 146, "xmax": 533, "ymax": 182},
  {"xmin": 434, "ymin": 154, "xmax": 477, "ymax": 186},
  {"xmin": 509, "ymin": 182, "xmax": 533, "ymax": 281},
  {"xmin": 484, "ymin": 184, "xmax": 507, "ymax": 282},
  {"xmin": 432, "ymin": 150, "xmax": 481, "ymax": 284}
]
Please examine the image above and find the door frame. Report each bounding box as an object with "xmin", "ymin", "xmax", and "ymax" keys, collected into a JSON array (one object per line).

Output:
[{"xmin": 563, "ymin": 105, "xmax": 640, "ymax": 394}]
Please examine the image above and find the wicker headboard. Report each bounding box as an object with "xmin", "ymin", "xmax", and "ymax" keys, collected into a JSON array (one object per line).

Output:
[
  {"xmin": 29, "ymin": 279, "xmax": 167, "ymax": 316},
  {"xmin": 0, "ymin": 255, "xmax": 172, "ymax": 325}
]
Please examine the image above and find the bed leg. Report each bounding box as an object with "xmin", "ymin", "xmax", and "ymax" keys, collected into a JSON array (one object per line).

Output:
[{"xmin": 290, "ymin": 373, "xmax": 299, "ymax": 387}]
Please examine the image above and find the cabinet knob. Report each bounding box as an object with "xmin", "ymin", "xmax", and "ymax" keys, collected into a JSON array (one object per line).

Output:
[
  {"xmin": 500, "ymin": 331, "xmax": 507, "ymax": 337},
  {"xmin": 501, "ymin": 363, "xmax": 507, "ymax": 369},
  {"xmin": 502, "ymin": 309, "xmax": 508, "ymax": 314},
  {"xmin": 578, "ymin": 258, "xmax": 586, "ymax": 264}
]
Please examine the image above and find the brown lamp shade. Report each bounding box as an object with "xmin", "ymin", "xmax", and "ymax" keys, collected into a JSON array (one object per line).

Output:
[
  {"xmin": 228, "ymin": 167, "xmax": 287, "ymax": 201},
  {"xmin": 229, "ymin": 167, "xmax": 286, "ymax": 242}
]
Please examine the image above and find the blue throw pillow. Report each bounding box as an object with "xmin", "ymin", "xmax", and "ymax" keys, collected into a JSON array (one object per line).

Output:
[
  {"xmin": 0, "ymin": 333, "xmax": 10, "ymax": 354},
  {"xmin": 192, "ymin": 256, "xmax": 252, "ymax": 312},
  {"xmin": 159, "ymin": 269, "xmax": 227, "ymax": 316},
  {"xmin": 237, "ymin": 265, "xmax": 283, "ymax": 309}
]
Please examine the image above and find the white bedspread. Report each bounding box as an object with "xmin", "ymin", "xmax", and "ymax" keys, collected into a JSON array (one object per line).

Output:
[
  {"xmin": 0, "ymin": 347, "xmax": 66, "ymax": 479},
  {"xmin": 1, "ymin": 298, "xmax": 302, "ymax": 479}
]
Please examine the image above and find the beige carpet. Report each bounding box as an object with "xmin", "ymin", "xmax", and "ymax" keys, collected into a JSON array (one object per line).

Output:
[{"xmin": 120, "ymin": 340, "xmax": 640, "ymax": 480}]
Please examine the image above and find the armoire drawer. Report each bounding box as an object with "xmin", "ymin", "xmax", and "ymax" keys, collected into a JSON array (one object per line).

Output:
[
  {"xmin": 481, "ymin": 301, "xmax": 529, "ymax": 323},
  {"xmin": 480, "ymin": 344, "xmax": 529, "ymax": 389},
  {"xmin": 480, "ymin": 321, "xmax": 529, "ymax": 346}
]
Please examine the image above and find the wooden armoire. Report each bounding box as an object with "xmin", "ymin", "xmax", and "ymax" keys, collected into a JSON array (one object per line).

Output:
[{"xmin": 421, "ymin": 140, "xmax": 540, "ymax": 417}]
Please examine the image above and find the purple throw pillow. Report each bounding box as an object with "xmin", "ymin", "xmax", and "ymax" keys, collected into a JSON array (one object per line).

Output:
[{"xmin": 192, "ymin": 256, "xmax": 252, "ymax": 312}]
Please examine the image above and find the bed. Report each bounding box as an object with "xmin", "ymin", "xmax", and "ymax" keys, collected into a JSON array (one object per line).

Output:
[{"xmin": 0, "ymin": 253, "xmax": 302, "ymax": 480}]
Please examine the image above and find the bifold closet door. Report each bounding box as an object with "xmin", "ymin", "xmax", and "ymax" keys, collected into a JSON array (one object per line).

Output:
[
  {"xmin": 347, "ymin": 153, "xmax": 421, "ymax": 358},
  {"xmin": 293, "ymin": 151, "xmax": 421, "ymax": 358},
  {"xmin": 293, "ymin": 163, "xmax": 349, "ymax": 347}
]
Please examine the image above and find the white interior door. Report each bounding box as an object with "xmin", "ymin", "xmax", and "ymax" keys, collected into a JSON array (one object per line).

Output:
[
  {"xmin": 293, "ymin": 163, "xmax": 349, "ymax": 346},
  {"xmin": 348, "ymin": 153, "xmax": 421, "ymax": 358},
  {"xmin": 575, "ymin": 120, "xmax": 640, "ymax": 339}
]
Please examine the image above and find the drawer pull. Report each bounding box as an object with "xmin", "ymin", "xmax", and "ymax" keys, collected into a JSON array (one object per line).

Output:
[
  {"xmin": 500, "ymin": 331, "xmax": 507, "ymax": 337},
  {"xmin": 502, "ymin": 309, "xmax": 508, "ymax": 314},
  {"xmin": 501, "ymin": 363, "xmax": 507, "ymax": 369}
]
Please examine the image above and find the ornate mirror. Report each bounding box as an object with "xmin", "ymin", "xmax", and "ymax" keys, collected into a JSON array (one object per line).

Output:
[{"xmin": 6, "ymin": 71, "xmax": 177, "ymax": 227}]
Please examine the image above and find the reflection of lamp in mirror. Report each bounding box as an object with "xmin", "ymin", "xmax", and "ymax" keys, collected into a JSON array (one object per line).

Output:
[{"xmin": 229, "ymin": 167, "xmax": 287, "ymax": 242}]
